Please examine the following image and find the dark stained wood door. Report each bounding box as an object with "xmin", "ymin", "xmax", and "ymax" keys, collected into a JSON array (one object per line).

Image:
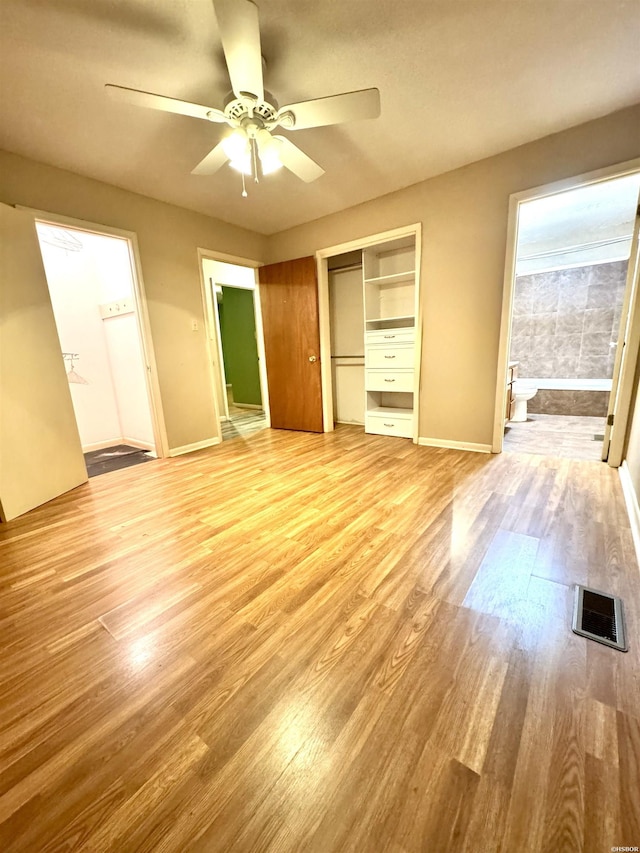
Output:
[{"xmin": 258, "ymin": 256, "xmax": 323, "ymax": 432}]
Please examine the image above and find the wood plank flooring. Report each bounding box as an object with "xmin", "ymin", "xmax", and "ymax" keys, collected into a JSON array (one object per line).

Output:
[{"xmin": 0, "ymin": 425, "xmax": 638, "ymax": 852}]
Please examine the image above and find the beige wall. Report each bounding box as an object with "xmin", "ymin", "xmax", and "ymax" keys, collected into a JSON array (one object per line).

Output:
[
  {"xmin": 267, "ymin": 104, "xmax": 640, "ymax": 446},
  {"xmin": 0, "ymin": 150, "xmax": 267, "ymax": 452},
  {"xmin": 1, "ymin": 105, "xmax": 639, "ymax": 453}
]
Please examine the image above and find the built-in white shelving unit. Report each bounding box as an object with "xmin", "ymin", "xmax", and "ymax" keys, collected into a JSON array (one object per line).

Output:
[{"xmin": 363, "ymin": 236, "xmax": 418, "ymax": 439}]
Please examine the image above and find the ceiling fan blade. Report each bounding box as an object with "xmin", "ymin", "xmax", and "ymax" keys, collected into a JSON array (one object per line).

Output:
[
  {"xmin": 105, "ymin": 84, "xmax": 227, "ymax": 123},
  {"xmin": 273, "ymin": 136, "xmax": 324, "ymax": 183},
  {"xmin": 213, "ymin": 0, "xmax": 264, "ymax": 101},
  {"xmin": 191, "ymin": 140, "xmax": 230, "ymax": 175},
  {"xmin": 278, "ymin": 88, "xmax": 380, "ymax": 130}
]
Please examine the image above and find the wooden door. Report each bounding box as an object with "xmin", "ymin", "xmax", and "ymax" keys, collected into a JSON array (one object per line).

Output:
[
  {"xmin": 0, "ymin": 203, "xmax": 87, "ymax": 522},
  {"xmin": 258, "ymin": 256, "xmax": 323, "ymax": 432}
]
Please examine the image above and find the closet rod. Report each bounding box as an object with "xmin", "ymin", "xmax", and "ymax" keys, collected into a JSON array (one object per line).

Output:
[{"xmin": 328, "ymin": 263, "xmax": 362, "ymax": 273}]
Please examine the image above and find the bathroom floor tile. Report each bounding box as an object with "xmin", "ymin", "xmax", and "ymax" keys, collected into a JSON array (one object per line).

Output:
[{"xmin": 503, "ymin": 413, "xmax": 606, "ymax": 460}]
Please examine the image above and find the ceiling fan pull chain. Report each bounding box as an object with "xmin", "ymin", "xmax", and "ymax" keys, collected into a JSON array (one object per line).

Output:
[
  {"xmin": 241, "ymin": 172, "xmax": 247, "ymax": 198},
  {"xmin": 252, "ymin": 138, "xmax": 259, "ymax": 183}
]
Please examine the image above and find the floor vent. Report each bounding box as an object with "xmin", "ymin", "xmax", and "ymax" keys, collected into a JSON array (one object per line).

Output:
[
  {"xmin": 593, "ymin": 433, "xmax": 605, "ymax": 441},
  {"xmin": 572, "ymin": 585, "xmax": 627, "ymax": 652}
]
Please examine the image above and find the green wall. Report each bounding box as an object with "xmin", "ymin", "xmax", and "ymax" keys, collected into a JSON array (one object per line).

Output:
[{"xmin": 219, "ymin": 286, "xmax": 262, "ymax": 407}]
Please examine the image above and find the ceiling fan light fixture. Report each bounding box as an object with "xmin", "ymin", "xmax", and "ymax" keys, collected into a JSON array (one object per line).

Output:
[
  {"xmin": 222, "ymin": 128, "xmax": 249, "ymax": 161},
  {"xmin": 256, "ymin": 129, "xmax": 282, "ymax": 174},
  {"xmin": 229, "ymin": 154, "xmax": 252, "ymax": 175}
]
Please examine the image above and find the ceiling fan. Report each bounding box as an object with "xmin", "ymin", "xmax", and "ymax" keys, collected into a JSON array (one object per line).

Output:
[{"xmin": 106, "ymin": 0, "xmax": 380, "ymax": 193}]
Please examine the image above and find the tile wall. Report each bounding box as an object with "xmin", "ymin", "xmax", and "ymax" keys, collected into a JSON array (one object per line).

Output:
[{"xmin": 510, "ymin": 260, "xmax": 628, "ymax": 380}]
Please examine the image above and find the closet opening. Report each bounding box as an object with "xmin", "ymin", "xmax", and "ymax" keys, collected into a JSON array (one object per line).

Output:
[
  {"xmin": 34, "ymin": 220, "xmax": 163, "ymax": 477},
  {"xmin": 317, "ymin": 225, "xmax": 422, "ymax": 443},
  {"xmin": 328, "ymin": 251, "xmax": 365, "ymax": 429},
  {"xmin": 199, "ymin": 254, "xmax": 270, "ymax": 441}
]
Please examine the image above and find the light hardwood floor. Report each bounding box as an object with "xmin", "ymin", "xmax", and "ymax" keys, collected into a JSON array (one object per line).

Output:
[{"xmin": 0, "ymin": 426, "xmax": 638, "ymax": 852}]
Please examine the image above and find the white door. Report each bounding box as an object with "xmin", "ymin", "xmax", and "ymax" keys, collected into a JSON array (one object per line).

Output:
[
  {"xmin": 602, "ymin": 191, "xmax": 640, "ymax": 465},
  {"xmin": 0, "ymin": 203, "xmax": 87, "ymax": 521}
]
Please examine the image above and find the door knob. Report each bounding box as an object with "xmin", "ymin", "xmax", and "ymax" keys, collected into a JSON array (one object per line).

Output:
[{"xmin": 309, "ymin": 355, "xmax": 317, "ymax": 363}]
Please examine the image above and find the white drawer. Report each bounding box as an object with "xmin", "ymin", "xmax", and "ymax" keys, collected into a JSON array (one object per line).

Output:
[
  {"xmin": 365, "ymin": 413, "xmax": 413, "ymax": 438},
  {"xmin": 365, "ymin": 328, "xmax": 415, "ymax": 346},
  {"xmin": 365, "ymin": 369, "xmax": 414, "ymax": 393},
  {"xmin": 366, "ymin": 344, "xmax": 414, "ymax": 369}
]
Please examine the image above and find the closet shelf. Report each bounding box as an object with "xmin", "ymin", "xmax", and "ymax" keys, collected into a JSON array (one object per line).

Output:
[
  {"xmin": 366, "ymin": 315, "xmax": 415, "ymax": 326},
  {"xmin": 367, "ymin": 406, "xmax": 413, "ymax": 417},
  {"xmin": 364, "ymin": 271, "xmax": 416, "ymax": 286}
]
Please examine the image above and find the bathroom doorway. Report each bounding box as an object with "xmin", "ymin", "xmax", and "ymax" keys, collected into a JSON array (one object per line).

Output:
[
  {"xmin": 34, "ymin": 219, "xmax": 165, "ymax": 475},
  {"xmin": 200, "ymin": 254, "xmax": 270, "ymax": 441},
  {"xmin": 495, "ymin": 166, "xmax": 640, "ymax": 460}
]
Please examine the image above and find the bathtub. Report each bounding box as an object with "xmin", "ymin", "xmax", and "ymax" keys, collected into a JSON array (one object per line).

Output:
[{"xmin": 526, "ymin": 378, "xmax": 611, "ymax": 417}]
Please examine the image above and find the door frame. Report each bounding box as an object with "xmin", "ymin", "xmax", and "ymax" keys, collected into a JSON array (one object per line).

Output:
[
  {"xmin": 492, "ymin": 157, "xmax": 640, "ymax": 460},
  {"xmin": 197, "ymin": 248, "xmax": 271, "ymax": 431},
  {"xmin": 605, "ymin": 197, "xmax": 640, "ymax": 465},
  {"xmin": 17, "ymin": 205, "xmax": 169, "ymax": 458},
  {"xmin": 316, "ymin": 223, "xmax": 423, "ymax": 443}
]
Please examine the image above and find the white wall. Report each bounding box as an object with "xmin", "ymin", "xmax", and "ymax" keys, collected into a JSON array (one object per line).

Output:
[
  {"xmin": 37, "ymin": 230, "xmax": 122, "ymax": 447},
  {"xmin": 91, "ymin": 232, "xmax": 155, "ymax": 447},
  {"xmin": 36, "ymin": 225, "xmax": 155, "ymax": 451}
]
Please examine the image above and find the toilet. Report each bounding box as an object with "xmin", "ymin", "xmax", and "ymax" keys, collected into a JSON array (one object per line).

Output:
[{"xmin": 511, "ymin": 379, "xmax": 538, "ymax": 422}]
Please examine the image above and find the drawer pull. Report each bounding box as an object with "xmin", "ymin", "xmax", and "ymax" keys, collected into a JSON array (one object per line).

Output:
[
  {"xmin": 384, "ymin": 423, "xmax": 395, "ymax": 427},
  {"xmin": 383, "ymin": 335, "xmax": 396, "ymax": 339},
  {"xmin": 384, "ymin": 378, "xmax": 395, "ymax": 382},
  {"xmin": 384, "ymin": 355, "xmax": 396, "ymax": 359}
]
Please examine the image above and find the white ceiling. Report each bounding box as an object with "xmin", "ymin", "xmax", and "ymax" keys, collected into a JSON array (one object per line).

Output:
[
  {"xmin": 1, "ymin": 0, "xmax": 639, "ymax": 236},
  {"xmin": 518, "ymin": 173, "xmax": 640, "ymax": 254}
]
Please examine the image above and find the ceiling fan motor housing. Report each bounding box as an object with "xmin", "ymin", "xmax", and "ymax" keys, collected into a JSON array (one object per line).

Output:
[{"xmin": 224, "ymin": 91, "xmax": 278, "ymax": 124}]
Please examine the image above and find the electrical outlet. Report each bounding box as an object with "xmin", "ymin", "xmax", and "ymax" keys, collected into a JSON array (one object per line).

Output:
[{"xmin": 191, "ymin": 319, "xmax": 199, "ymax": 331}]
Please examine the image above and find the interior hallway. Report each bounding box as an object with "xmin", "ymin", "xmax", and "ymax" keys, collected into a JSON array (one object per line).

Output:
[{"xmin": 0, "ymin": 426, "xmax": 638, "ymax": 851}]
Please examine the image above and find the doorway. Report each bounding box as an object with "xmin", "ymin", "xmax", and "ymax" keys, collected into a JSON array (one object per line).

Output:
[
  {"xmin": 495, "ymin": 164, "xmax": 640, "ymax": 461},
  {"xmin": 200, "ymin": 255, "xmax": 270, "ymax": 441},
  {"xmin": 34, "ymin": 221, "xmax": 163, "ymax": 475}
]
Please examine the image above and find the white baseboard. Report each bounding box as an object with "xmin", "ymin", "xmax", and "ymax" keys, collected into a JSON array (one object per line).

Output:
[
  {"xmin": 122, "ymin": 437, "xmax": 155, "ymax": 452},
  {"xmin": 619, "ymin": 461, "xmax": 640, "ymax": 569},
  {"xmin": 82, "ymin": 437, "xmax": 156, "ymax": 453},
  {"xmin": 82, "ymin": 438, "xmax": 125, "ymax": 452},
  {"xmin": 418, "ymin": 437, "xmax": 492, "ymax": 454},
  {"xmin": 168, "ymin": 437, "xmax": 221, "ymax": 457}
]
